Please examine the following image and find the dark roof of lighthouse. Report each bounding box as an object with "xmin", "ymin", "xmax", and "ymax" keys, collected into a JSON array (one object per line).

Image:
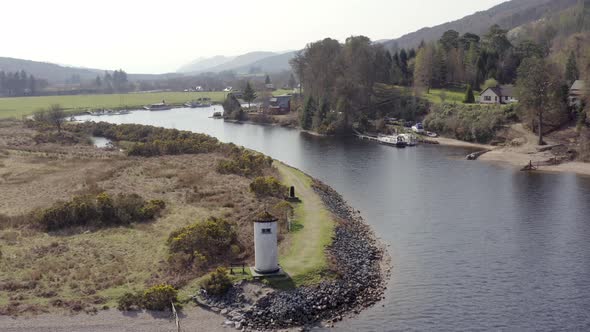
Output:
[{"xmin": 253, "ymin": 211, "xmax": 278, "ymax": 223}]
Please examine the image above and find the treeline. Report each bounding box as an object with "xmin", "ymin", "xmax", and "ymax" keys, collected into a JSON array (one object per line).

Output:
[
  {"xmin": 0, "ymin": 70, "xmax": 47, "ymax": 96},
  {"xmin": 93, "ymin": 69, "xmax": 130, "ymax": 93},
  {"xmin": 406, "ymin": 25, "xmax": 551, "ymax": 92},
  {"xmin": 291, "ymin": 36, "xmax": 423, "ymax": 134}
]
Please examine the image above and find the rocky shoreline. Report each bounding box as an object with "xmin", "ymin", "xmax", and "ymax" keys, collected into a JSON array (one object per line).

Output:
[{"xmin": 198, "ymin": 179, "xmax": 388, "ymax": 331}]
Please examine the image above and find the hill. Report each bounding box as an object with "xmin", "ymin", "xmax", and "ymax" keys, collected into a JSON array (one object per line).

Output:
[
  {"xmin": 0, "ymin": 57, "xmax": 103, "ymax": 84},
  {"xmin": 233, "ymin": 51, "xmax": 297, "ymax": 74},
  {"xmin": 382, "ymin": 0, "xmax": 578, "ymax": 50},
  {"xmin": 176, "ymin": 55, "xmax": 235, "ymax": 73},
  {"xmin": 0, "ymin": 57, "xmax": 182, "ymax": 84},
  {"xmin": 177, "ymin": 51, "xmax": 298, "ymax": 74}
]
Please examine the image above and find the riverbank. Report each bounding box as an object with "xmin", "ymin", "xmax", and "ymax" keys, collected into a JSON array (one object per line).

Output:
[
  {"xmin": 239, "ymin": 179, "xmax": 387, "ymax": 330},
  {"xmin": 426, "ymin": 125, "xmax": 590, "ymax": 177}
]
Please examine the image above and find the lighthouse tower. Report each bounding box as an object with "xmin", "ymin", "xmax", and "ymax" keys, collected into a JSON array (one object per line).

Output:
[{"xmin": 253, "ymin": 211, "xmax": 279, "ymax": 274}]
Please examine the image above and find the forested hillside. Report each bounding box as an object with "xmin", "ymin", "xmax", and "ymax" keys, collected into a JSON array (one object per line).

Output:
[
  {"xmin": 383, "ymin": 0, "xmax": 578, "ymax": 50},
  {"xmin": 289, "ymin": 0, "xmax": 590, "ymax": 158}
]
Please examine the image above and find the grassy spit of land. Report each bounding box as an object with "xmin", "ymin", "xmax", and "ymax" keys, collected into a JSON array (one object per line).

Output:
[{"xmin": 0, "ymin": 118, "xmax": 347, "ymax": 329}]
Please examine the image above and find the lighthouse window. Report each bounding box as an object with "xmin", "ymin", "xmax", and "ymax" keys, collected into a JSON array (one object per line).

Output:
[{"xmin": 261, "ymin": 228, "xmax": 272, "ymax": 234}]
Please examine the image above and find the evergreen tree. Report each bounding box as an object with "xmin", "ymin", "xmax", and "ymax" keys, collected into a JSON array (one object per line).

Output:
[
  {"xmin": 288, "ymin": 73, "xmax": 296, "ymax": 89},
  {"xmin": 300, "ymin": 96, "xmax": 316, "ymax": 130},
  {"xmin": 565, "ymin": 51, "xmax": 579, "ymax": 84},
  {"xmin": 463, "ymin": 84, "xmax": 475, "ymax": 103},
  {"xmin": 399, "ymin": 49, "xmax": 409, "ymax": 85},
  {"xmin": 265, "ymin": 75, "xmax": 271, "ymax": 85},
  {"xmin": 312, "ymin": 98, "xmax": 329, "ymax": 130},
  {"xmin": 242, "ymin": 81, "xmax": 257, "ymax": 109}
]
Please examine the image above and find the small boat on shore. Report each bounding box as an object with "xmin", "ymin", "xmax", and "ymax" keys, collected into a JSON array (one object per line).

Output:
[
  {"xmin": 211, "ymin": 111, "xmax": 223, "ymax": 118},
  {"xmin": 144, "ymin": 102, "xmax": 172, "ymax": 111},
  {"xmin": 426, "ymin": 131, "xmax": 438, "ymax": 138}
]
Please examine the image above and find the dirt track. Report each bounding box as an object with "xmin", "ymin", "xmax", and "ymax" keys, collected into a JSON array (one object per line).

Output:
[{"xmin": 0, "ymin": 307, "xmax": 227, "ymax": 332}]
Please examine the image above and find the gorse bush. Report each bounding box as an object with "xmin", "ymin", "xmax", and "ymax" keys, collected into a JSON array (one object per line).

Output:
[
  {"xmin": 202, "ymin": 267, "xmax": 232, "ymax": 296},
  {"xmin": 142, "ymin": 284, "xmax": 178, "ymax": 311},
  {"xmin": 116, "ymin": 284, "xmax": 178, "ymax": 311},
  {"xmin": 167, "ymin": 217, "xmax": 239, "ymax": 270},
  {"xmin": 249, "ymin": 176, "xmax": 287, "ymax": 198},
  {"xmin": 70, "ymin": 122, "xmax": 220, "ymax": 157},
  {"xmin": 216, "ymin": 149, "xmax": 273, "ymax": 177},
  {"xmin": 424, "ymin": 103, "xmax": 516, "ymax": 143},
  {"xmin": 35, "ymin": 193, "xmax": 165, "ymax": 231}
]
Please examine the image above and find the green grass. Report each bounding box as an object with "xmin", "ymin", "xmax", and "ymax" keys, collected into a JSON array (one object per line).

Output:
[
  {"xmin": 0, "ymin": 89, "xmax": 294, "ymax": 119},
  {"xmin": 275, "ymin": 163, "xmax": 336, "ymax": 287},
  {"xmin": 423, "ymin": 88, "xmax": 481, "ymax": 104}
]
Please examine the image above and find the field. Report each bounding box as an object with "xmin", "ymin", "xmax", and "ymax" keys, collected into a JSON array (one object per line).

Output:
[
  {"xmin": 0, "ymin": 89, "xmax": 293, "ymax": 119},
  {"xmin": 423, "ymin": 88, "xmax": 481, "ymax": 104}
]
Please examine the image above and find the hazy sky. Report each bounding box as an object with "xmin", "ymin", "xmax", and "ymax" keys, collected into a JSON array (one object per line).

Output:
[{"xmin": 2, "ymin": 0, "xmax": 506, "ymax": 74}]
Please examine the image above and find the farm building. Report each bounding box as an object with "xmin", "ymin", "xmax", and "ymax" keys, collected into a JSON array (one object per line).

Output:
[{"xmin": 267, "ymin": 95, "xmax": 291, "ymax": 114}]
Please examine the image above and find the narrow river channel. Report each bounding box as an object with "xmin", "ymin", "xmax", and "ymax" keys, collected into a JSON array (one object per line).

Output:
[{"xmin": 77, "ymin": 107, "xmax": 590, "ymax": 331}]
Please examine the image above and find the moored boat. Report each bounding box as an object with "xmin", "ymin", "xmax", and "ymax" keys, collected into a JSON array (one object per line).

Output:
[
  {"xmin": 144, "ymin": 102, "xmax": 172, "ymax": 111},
  {"xmin": 378, "ymin": 135, "xmax": 407, "ymax": 148}
]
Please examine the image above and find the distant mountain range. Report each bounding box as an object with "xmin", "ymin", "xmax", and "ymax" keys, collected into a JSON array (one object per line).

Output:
[
  {"xmin": 381, "ymin": 0, "xmax": 578, "ymax": 50},
  {"xmin": 0, "ymin": 57, "xmax": 182, "ymax": 84},
  {"xmin": 177, "ymin": 51, "xmax": 297, "ymax": 74},
  {"xmin": 1, "ymin": 0, "xmax": 581, "ymax": 85}
]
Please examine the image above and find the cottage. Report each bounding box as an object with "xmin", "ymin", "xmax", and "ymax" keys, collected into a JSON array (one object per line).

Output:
[
  {"xmin": 569, "ymin": 80, "xmax": 585, "ymax": 107},
  {"xmin": 479, "ymin": 85, "xmax": 517, "ymax": 104},
  {"xmin": 268, "ymin": 95, "xmax": 291, "ymax": 114}
]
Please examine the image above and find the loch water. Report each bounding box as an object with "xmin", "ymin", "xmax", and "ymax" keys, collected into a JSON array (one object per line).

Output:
[{"xmin": 77, "ymin": 107, "xmax": 590, "ymax": 331}]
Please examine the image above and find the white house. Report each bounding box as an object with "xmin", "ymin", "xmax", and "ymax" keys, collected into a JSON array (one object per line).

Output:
[
  {"xmin": 569, "ymin": 80, "xmax": 585, "ymax": 107},
  {"xmin": 479, "ymin": 85, "xmax": 518, "ymax": 104}
]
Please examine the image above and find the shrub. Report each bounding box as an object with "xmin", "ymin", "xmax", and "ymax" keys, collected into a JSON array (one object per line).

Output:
[
  {"xmin": 35, "ymin": 193, "xmax": 165, "ymax": 231},
  {"xmin": 69, "ymin": 122, "xmax": 220, "ymax": 157},
  {"xmin": 167, "ymin": 217, "xmax": 239, "ymax": 269},
  {"xmin": 249, "ymin": 176, "xmax": 287, "ymax": 198},
  {"xmin": 117, "ymin": 292, "xmax": 143, "ymax": 311},
  {"xmin": 142, "ymin": 284, "xmax": 178, "ymax": 311},
  {"xmin": 216, "ymin": 149, "xmax": 273, "ymax": 177},
  {"xmin": 116, "ymin": 285, "xmax": 178, "ymax": 312},
  {"xmin": 424, "ymin": 103, "xmax": 513, "ymax": 143},
  {"xmin": 202, "ymin": 267, "xmax": 232, "ymax": 296}
]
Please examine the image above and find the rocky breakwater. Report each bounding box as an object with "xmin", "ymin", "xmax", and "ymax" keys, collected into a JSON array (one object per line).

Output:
[{"xmin": 242, "ymin": 180, "xmax": 387, "ymax": 330}]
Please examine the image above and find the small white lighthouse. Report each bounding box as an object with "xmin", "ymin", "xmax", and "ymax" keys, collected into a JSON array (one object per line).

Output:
[{"xmin": 253, "ymin": 211, "xmax": 280, "ymax": 274}]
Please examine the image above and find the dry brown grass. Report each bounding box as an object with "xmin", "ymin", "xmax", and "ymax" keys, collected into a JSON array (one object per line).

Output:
[{"xmin": 0, "ymin": 121, "xmax": 278, "ymax": 315}]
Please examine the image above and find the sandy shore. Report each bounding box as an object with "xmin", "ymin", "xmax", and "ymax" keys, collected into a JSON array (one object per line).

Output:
[
  {"xmin": 0, "ymin": 307, "xmax": 227, "ymax": 332},
  {"xmin": 432, "ymin": 125, "xmax": 590, "ymax": 177}
]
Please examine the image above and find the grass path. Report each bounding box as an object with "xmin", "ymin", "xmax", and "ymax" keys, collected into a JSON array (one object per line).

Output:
[{"xmin": 275, "ymin": 162, "xmax": 335, "ymax": 286}]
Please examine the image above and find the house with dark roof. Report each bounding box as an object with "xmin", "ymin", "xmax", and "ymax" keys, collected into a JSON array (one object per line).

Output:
[
  {"xmin": 568, "ymin": 80, "xmax": 585, "ymax": 107},
  {"xmin": 479, "ymin": 85, "xmax": 517, "ymax": 104},
  {"xmin": 267, "ymin": 95, "xmax": 291, "ymax": 114}
]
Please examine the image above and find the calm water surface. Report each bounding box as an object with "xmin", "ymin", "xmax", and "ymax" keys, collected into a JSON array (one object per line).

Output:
[{"xmin": 77, "ymin": 108, "xmax": 590, "ymax": 331}]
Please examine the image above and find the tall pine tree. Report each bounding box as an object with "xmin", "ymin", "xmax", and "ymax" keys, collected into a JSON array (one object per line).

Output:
[
  {"xmin": 243, "ymin": 81, "xmax": 257, "ymax": 109},
  {"xmin": 565, "ymin": 51, "xmax": 579, "ymax": 85}
]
